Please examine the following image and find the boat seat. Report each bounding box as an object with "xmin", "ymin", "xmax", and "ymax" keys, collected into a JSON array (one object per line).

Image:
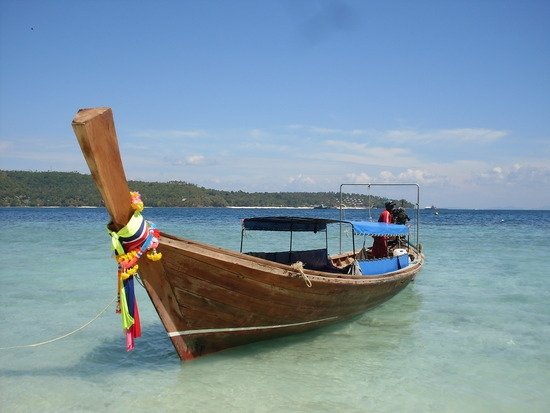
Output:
[
  {"xmin": 290, "ymin": 249, "xmax": 329, "ymax": 269},
  {"xmin": 357, "ymin": 254, "xmax": 410, "ymax": 276}
]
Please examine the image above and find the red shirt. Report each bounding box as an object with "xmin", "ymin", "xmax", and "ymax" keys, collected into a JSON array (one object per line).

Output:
[
  {"xmin": 378, "ymin": 210, "xmax": 392, "ymax": 224},
  {"xmin": 372, "ymin": 209, "xmax": 393, "ymax": 258}
]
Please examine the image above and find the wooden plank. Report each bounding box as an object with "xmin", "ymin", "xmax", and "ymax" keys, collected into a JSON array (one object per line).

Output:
[{"xmin": 72, "ymin": 108, "xmax": 133, "ymax": 230}]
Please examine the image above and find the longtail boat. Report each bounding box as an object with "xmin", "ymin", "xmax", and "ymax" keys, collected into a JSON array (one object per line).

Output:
[{"xmin": 72, "ymin": 107, "xmax": 424, "ymax": 361}]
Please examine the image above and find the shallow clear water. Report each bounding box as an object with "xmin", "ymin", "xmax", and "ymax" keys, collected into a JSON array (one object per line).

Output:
[{"xmin": 1, "ymin": 207, "xmax": 549, "ymax": 412}]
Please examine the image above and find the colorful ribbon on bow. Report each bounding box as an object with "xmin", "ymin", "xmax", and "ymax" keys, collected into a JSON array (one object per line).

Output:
[{"xmin": 108, "ymin": 192, "xmax": 162, "ymax": 351}]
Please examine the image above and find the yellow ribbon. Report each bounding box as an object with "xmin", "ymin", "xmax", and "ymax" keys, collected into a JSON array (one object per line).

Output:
[{"xmin": 108, "ymin": 212, "xmax": 145, "ymax": 255}]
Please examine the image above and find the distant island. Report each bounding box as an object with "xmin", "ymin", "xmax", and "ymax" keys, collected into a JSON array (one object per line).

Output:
[{"xmin": 0, "ymin": 170, "xmax": 413, "ymax": 208}]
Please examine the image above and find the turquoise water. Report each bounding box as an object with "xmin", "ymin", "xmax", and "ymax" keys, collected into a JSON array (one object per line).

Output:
[{"xmin": 1, "ymin": 207, "xmax": 549, "ymax": 412}]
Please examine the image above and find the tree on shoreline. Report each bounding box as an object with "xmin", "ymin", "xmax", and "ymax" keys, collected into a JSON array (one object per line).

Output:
[{"xmin": 0, "ymin": 170, "xmax": 413, "ymax": 208}]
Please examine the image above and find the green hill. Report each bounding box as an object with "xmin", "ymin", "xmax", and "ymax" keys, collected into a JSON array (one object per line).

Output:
[{"xmin": 0, "ymin": 170, "xmax": 411, "ymax": 208}]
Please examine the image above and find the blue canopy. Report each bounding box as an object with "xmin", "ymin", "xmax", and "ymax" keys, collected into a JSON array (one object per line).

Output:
[
  {"xmin": 347, "ymin": 221, "xmax": 408, "ymax": 236},
  {"xmin": 242, "ymin": 217, "xmax": 408, "ymax": 236}
]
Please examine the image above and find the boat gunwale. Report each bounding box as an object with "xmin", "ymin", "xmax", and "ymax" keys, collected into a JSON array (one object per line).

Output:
[{"xmin": 159, "ymin": 230, "xmax": 424, "ymax": 285}]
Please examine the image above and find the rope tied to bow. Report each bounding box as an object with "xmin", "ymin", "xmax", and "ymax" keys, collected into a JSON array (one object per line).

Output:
[{"xmin": 290, "ymin": 261, "xmax": 312, "ymax": 288}]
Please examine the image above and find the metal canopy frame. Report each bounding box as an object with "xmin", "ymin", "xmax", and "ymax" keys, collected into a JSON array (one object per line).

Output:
[{"xmin": 338, "ymin": 183, "xmax": 420, "ymax": 252}]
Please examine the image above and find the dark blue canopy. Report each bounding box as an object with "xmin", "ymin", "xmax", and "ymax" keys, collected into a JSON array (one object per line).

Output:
[{"xmin": 242, "ymin": 217, "xmax": 340, "ymax": 232}]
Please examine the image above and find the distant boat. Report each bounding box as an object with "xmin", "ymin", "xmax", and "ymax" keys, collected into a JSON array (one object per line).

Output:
[
  {"xmin": 72, "ymin": 108, "xmax": 425, "ymax": 361},
  {"xmin": 424, "ymin": 205, "xmax": 439, "ymax": 215},
  {"xmin": 313, "ymin": 204, "xmax": 330, "ymax": 209}
]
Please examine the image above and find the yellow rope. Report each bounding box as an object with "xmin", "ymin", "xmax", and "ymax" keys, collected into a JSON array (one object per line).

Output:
[{"xmin": 0, "ymin": 296, "xmax": 117, "ymax": 350}]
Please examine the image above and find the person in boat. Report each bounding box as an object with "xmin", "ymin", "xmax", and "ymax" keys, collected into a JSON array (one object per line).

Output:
[
  {"xmin": 389, "ymin": 206, "xmax": 410, "ymax": 248},
  {"xmin": 393, "ymin": 206, "xmax": 410, "ymax": 225},
  {"xmin": 371, "ymin": 201, "xmax": 395, "ymax": 258}
]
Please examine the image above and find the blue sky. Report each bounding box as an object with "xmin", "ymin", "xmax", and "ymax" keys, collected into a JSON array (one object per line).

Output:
[{"xmin": 1, "ymin": 0, "xmax": 549, "ymax": 209}]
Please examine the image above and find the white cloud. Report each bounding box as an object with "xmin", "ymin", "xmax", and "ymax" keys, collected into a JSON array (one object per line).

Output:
[
  {"xmin": 284, "ymin": 125, "xmax": 508, "ymax": 144},
  {"xmin": 440, "ymin": 128, "xmax": 508, "ymax": 141},
  {"xmin": 294, "ymin": 126, "xmax": 370, "ymax": 137},
  {"xmin": 185, "ymin": 155, "xmax": 206, "ymax": 165},
  {"xmin": 474, "ymin": 163, "xmax": 550, "ymax": 185},
  {"xmin": 324, "ymin": 140, "xmax": 367, "ymax": 151},
  {"xmin": 346, "ymin": 169, "xmax": 445, "ymax": 185},
  {"xmin": 0, "ymin": 137, "xmax": 83, "ymax": 166},
  {"xmin": 288, "ymin": 174, "xmax": 316, "ymax": 186},
  {"xmin": 4, "ymin": 121, "xmax": 541, "ymax": 208},
  {"xmin": 383, "ymin": 128, "xmax": 508, "ymax": 144},
  {"xmin": 345, "ymin": 172, "xmax": 374, "ymax": 183},
  {"xmin": 310, "ymin": 127, "xmax": 340, "ymax": 135},
  {"xmin": 384, "ymin": 129, "xmax": 419, "ymax": 141},
  {"xmin": 320, "ymin": 140, "xmax": 417, "ymax": 167},
  {"xmin": 164, "ymin": 154, "xmax": 207, "ymax": 167}
]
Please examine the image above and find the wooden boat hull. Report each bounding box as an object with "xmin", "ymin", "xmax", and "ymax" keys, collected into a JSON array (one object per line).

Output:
[
  {"xmin": 71, "ymin": 107, "xmax": 424, "ymax": 361},
  {"xmin": 137, "ymin": 232, "xmax": 423, "ymax": 360}
]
